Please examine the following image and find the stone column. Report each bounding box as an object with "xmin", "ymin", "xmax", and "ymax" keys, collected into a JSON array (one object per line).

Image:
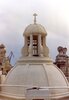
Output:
[
  {"xmin": 38, "ymin": 34, "xmax": 43, "ymax": 56},
  {"xmin": 43, "ymin": 36, "xmax": 49, "ymax": 57},
  {"xmin": 21, "ymin": 36, "xmax": 28, "ymax": 57},
  {"xmin": 29, "ymin": 34, "xmax": 33, "ymax": 56}
]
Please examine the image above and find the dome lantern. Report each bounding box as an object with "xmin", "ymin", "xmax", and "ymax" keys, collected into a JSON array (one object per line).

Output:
[{"xmin": 21, "ymin": 14, "xmax": 49, "ymax": 57}]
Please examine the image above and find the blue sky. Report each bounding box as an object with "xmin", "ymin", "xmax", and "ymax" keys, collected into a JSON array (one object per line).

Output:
[{"xmin": 0, "ymin": 0, "xmax": 69, "ymax": 65}]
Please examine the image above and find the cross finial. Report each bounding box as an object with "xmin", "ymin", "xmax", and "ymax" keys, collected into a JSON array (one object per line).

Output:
[{"xmin": 33, "ymin": 13, "xmax": 37, "ymax": 24}]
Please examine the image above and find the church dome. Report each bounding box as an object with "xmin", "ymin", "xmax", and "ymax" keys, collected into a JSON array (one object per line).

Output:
[
  {"xmin": 23, "ymin": 24, "xmax": 47, "ymax": 36},
  {"xmin": 1, "ymin": 57, "xmax": 69, "ymax": 99}
]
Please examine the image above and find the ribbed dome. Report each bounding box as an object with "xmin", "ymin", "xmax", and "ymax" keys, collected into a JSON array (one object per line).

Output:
[
  {"xmin": 23, "ymin": 24, "xmax": 47, "ymax": 36},
  {"xmin": 1, "ymin": 57, "xmax": 69, "ymax": 99}
]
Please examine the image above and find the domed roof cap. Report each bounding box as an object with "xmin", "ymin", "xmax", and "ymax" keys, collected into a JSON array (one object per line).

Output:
[{"xmin": 23, "ymin": 13, "xmax": 47, "ymax": 36}]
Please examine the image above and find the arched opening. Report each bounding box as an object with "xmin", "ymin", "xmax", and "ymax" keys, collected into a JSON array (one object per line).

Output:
[
  {"xmin": 41, "ymin": 36, "xmax": 43, "ymax": 45},
  {"xmin": 33, "ymin": 35, "xmax": 38, "ymax": 56},
  {"xmin": 27, "ymin": 36, "xmax": 30, "ymax": 46}
]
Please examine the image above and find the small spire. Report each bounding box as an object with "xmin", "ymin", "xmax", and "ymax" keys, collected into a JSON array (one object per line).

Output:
[{"xmin": 33, "ymin": 13, "xmax": 37, "ymax": 24}]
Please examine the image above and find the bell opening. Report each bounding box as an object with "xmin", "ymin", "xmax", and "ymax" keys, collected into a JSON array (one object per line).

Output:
[{"xmin": 33, "ymin": 35, "xmax": 39, "ymax": 56}]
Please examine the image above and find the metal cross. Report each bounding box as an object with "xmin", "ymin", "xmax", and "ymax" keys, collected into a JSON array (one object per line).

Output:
[{"xmin": 33, "ymin": 13, "xmax": 37, "ymax": 24}]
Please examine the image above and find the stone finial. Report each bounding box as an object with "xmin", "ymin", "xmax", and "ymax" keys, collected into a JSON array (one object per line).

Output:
[
  {"xmin": 33, "ymin": 13, "xmax": 37, "ymax": 24},
  {"xmin": 57, "ymin": 46, "xmax": 63, "ymax": 53},
  {"xmin": 0, "ymin": 44, "xmax": 5, "ymax": 49},
  {"xmin": 57, "ymin": 46, "xmax": 67, "ymax": 55},
  {"xmin": 63, "ymin": 47, "xmax": 67, "ymax": 54}
]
